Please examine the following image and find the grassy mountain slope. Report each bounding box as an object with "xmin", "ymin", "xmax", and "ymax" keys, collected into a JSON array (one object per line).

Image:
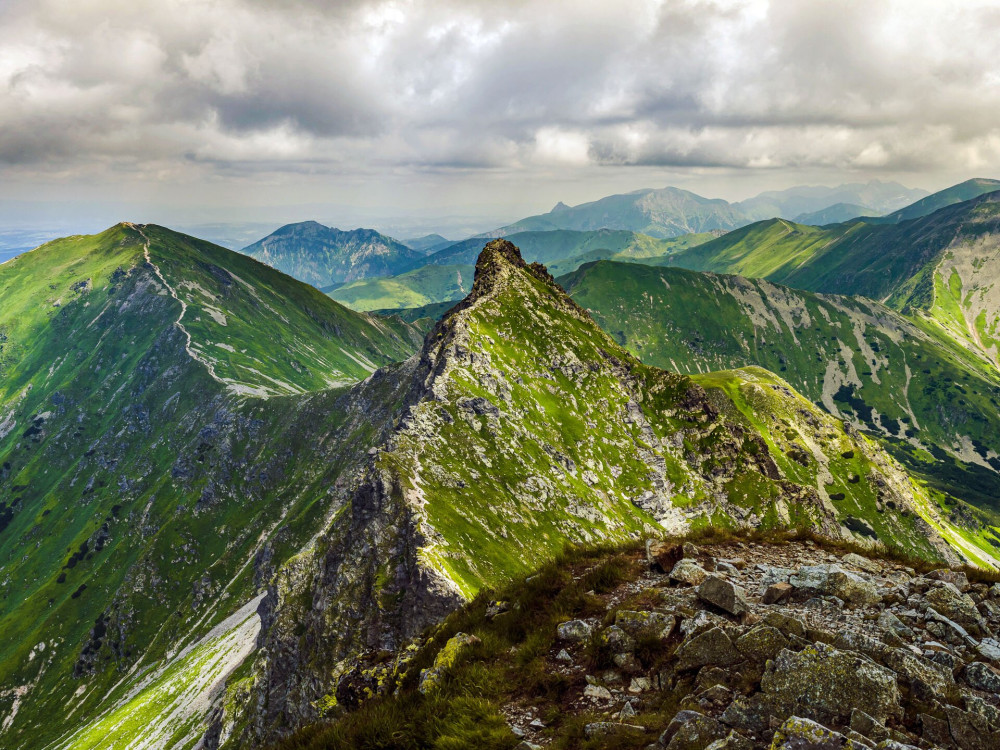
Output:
[
  {"xmin": 881, "ymin": 178, "xmax": 1000, "ymax": 223},
  {"xmin": 561, "ymin": 259, "xmax": 1000, "ymax": 513},
  {"xmin": 666, "ymin": 192, "xmax": 1000, "ymax": 372},
  {"xmin": 0, "ymin": 224, "xmax": 423, "ymax": 750},
  {"xmin": 242, "ymin": 221, "xmax": 424, "ymax": 289},
  {"xmin": 330, "ymin": 263, "xmax": 474, "ymax": 312},
  {"xmin": 237, "ymin": 240, "xmax": 986, "ymax": 746}
]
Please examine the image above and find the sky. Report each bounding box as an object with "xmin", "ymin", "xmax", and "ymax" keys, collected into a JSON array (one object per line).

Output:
[{"xmin": 2, "ymin": 0, "xmax": 1000, "ymax": 238}]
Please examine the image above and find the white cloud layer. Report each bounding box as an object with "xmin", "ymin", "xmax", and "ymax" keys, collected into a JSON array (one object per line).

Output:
[{"xmin": 1, "ymin": 0, "xmax": 1000, "ymax": 220}]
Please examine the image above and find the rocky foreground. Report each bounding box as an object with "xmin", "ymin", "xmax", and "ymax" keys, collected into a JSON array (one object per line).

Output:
[{"xmin": 282, "ymin": 536, "xmax": 1000, "ymax": 750}]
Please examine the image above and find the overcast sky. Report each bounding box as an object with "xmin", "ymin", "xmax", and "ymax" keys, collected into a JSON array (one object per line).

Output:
[{"xmin": 2, "ymin": 0, "xmax": 1000, "ymax": 236}]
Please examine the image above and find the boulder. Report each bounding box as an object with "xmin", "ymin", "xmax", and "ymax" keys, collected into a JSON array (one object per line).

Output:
[
  {"xmin": 647, "ymin": 539, "xmax": 681, "ymax": 572},
  {"xmin": 976, "ymin": 637, "xmax": 1000, "ymax": 664},
  {"xmin": 660, "ymin": 710, "xmax": 727, "ymax": 750},
  {"xmin": 583, "ymin": 683, "xmax": 612, "ymax": 700},
  {"xmin": 925, "ymin": 583, "xmax": 984, "ymax": 632},
  {"xmin": 964, "ymin": 661, "xmax": 1000, "ymax": 694},
  {"xmin": 735, "ymin": 625, "xmax": 790, "ymax": 663},
  {"xmin": 675, "ymin": 626, "xmax": 741, "ymax": 671},
  {"xmin": 704, "ymin": 730, "xmax": 753, "ymax": 750},
  {"xmin": 763, "ymin": 582, "xmax": 793, "ymax": 604},
  {"xmin": 883, "ymin": 648, "xmax": 953, "ymax": 695},
  {"xmin": 763, "ymin": 611, "xmax": 807, "ymax": 639},
  {"xmin": 876, "ymin": 610, "xmax": 913, "ymax": 640},
  {"xmin": 927, "ymin": 568, "xmax": 970, "ymax": 592},
  {"xmin": 770, "ymin": 716, "xmax": 851, "ymax": 750},
  {"xmin": 600, "ymin": 624, "xmax": 635, "ymax": 652},
  {"xmin": 760, "ymin": 643, "xmax": 901, "ymax": 725},
  {"xmin": 556, "ymin": 619, "xmax": 592, "ymax": 642},
  {"xmin": 615, "ymin": 609, "xmax": 675, "ymax": 638},
  {"xmin": 790, "ymin": 564, "xmax": 879, "ymax": 606},
  {"xmin": 670, "ymin": 558, "xmax": 710, "ymax": 586},
  {"xmin": 697, "ymin": 576, "xmax": 749, "ymax": 616},
  {"xmin": 842, "ymin": 552, "xmax": 882, "ymax": 575}
]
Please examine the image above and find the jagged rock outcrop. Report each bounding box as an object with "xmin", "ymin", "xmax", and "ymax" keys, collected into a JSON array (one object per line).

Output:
[{"xmin": 234, "ymin": 240, "xmax": 973, "ymax": 746}]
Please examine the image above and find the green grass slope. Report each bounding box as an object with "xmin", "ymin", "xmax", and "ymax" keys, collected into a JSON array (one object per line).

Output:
[
  {"xmin": 881, "ymin": 177, "xmax": 1000, "ymax": 223},
  {"xmin": 561, "ymin": 259, "xmax": 1000, "ymax": 517},
  {"xmin": 330, "ymin": 263, "xmax": 474, "ymax": 312},
  {"xmin": 0, "ymin": 224, "xmax": 423, "ymax": 750}
]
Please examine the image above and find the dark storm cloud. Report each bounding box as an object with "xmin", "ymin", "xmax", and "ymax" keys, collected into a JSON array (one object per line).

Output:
[{"xmin": 2, "ymin": 0, "xmax": 1000, "ymax": 181}]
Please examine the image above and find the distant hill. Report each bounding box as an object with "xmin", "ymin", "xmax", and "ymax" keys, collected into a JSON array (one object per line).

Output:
[
  {"xmin": 794, "ymin": 202, "xmax": 878, "ymax": 225},
  {"xmin": 242, "ymin": 220, "xmax": 424, "ymax": 288},
  {"xmin": 490, "ymin": 180, "xmax": 926, "ymax": 238},
  {"xmin": 402, "ymin": 233, "xmax": 452, "ymax": 253},
  {"xmin": 879, "ymin": 177, "xmax": 1000, "ymax": 223},
  {"xmin": 330, "ymin": 263, "xmax": 474, "ymax": 311}
]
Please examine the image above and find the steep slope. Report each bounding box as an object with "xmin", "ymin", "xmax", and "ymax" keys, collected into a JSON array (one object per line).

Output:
[
  {"xmin": 330, "ymin": 263, "xmax": 474, "ymax": 312},
  {"xmin": 230, "ymin": 240, "xmax": 986, "ymax": 747},
  {"xmin": 793, "ymin": 202, "xmax": 877, "ymax": 225},
  {"xmin": 881, "ymin": 177, "xmax": 1000, "ymax": 223},
  {"xmin": 666, "ymin": 192, "xmax": 1000, "ymax": 372},
  {"xmin": 561, "ymin": 261, "xmax": 1000, "ymax": 513},
  {"xmin": 0, "ymin": 224, "xmax": 423, "ymax": 750},
  {"xmin": 241, "ymin": 221, "xmax": 424, "ymax": 289}
]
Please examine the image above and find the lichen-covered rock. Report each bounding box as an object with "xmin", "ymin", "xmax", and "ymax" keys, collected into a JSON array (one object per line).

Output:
[
  {"xmin": 964, "ymin": 661, "xmax": 1000, "ymax": 693},
  {"xmin": 556, "ymin": 619, "xmax": 593, "ymax": 642},
  {"xmin": 697, "ymin": 575, "xmax": 749, "ymax": 616},
  {"xmin": 882, "ymin": 647, "xmax": 954, "ymax": 695},
  {"xmin": 659, "ymin": 710, "xmax": 728, "ymax": 750},
  {"xmin": 583, "ymin": 721, "xmax": 645, "ymax": 738},
  {"xmin": 676, "ymin": 626, "xmax": 741, "ymax": 671},
  {"xmin": 876, "ymin": 610, "xmax": 913, "ymax": 640},
  {"xmin": 760, "ymin": 643, "xmax": 901, "ymax": 725},
  {"xmin": 671, "ymin": 558, "xmax": 710, "ymax": 586},
  {"xmin": 841, "ymin": 553, "xmax": 882, "ymax": 575},
  {"xmin": 418, "ymin": 632, "xmax": 480, "ymax": 694},
  {"xmin": 705, "ymin": 730, "xmax": 754, "ymax": 750},
  {"xmin": 925, "ymin": 583, "xmax": 984, "ymax": 632},
  {"xmin": 789, "ymin": 564, "xmax": 879, "ymax": 606},
  {"xmin": 770, "ymin": 716, "xmax": 851, "ymax": 750},
  {"xmin": 927, "ymin": 569, "xmax": 970, "ymax": 592},
  {"xmin": 615, "ymin": 609, "xmax": 675, "ymax": 638},
  {"xmin": 599, "ymin": 624, "xmax": 635, "ymax": 652},
  {"xmin": 736, "ymin": 624, "xmax": 790, "ymax": 662}
]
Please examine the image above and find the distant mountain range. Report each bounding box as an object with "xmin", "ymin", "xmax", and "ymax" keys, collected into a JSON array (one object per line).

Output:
[{"xmin": 489, "ymin": 180, "xmax": 927, "ymax": 238}]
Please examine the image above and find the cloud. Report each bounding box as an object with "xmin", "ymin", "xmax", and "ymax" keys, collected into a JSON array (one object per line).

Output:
[{"xmin": 1, "ymin": 0, "xmax": 1000, "ymax": 196}]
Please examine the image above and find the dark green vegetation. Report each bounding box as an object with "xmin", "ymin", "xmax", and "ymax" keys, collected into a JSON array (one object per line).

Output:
[
  {"xmin": 0, "ymin": 223, "xmax": 423, "ymax": 749},
  {"xmin": 242, "ymin": 221, "xmax": 425, "ymax": 289},
  {"xmin": 560, "ymin": 260, "xmax": 1000, "ymax": 520}
]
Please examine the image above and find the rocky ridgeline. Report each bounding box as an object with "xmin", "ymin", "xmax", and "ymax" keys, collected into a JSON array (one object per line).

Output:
[{"xmin": 489, "ymin": 540, "xmax": 1000, "ymax": 750}]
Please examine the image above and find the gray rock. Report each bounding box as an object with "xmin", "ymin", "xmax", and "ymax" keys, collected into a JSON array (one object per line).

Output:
[
  {"xmin": 583, "ymin": 683, "xmax": 612, "ymax": 700},
  {"xmin": 877, "ymin": 610, "xmax": 914, "ymax": 640},
  {"xmin": 964, "ymin": 661, "xmax": 1000, "ymax": 693},
  {"xmin": 660, "ymin": 710, "xmax": 727, "ymax": 750},
  {"xmin": 760, "ymin": 642, "xmax": 902, "ymax": 725},
  {"xmin": 925, "ymin": 583, "xmax": 983, "ymax": 632},
  {"xmin": 842, "ymin": 552, "xmax": 882, "ymax": 575},
  {"xmin": 584, "ymin": 721, "xmax": 644, "ymax": 738},
  {"xmin": 670, "ymin": 558, "xmax": 710, "ymax": 586},
  {"xmin": 555, "ymin": 648, "xmax": 572, "ymax": 662},
  {"xmin": 763, "ymin": 582, "xmax": 793, "ymax": 604},
  {"xmin": 926, "ymin": 568, "xmax": 970, "ymax": 592},
  {"xmin": 600, "ymin": 625, "xmax": 635, "ymax": 652},
  {"xmin": 976, "ymin": 637, "xmax": 1000, "ymax": 663},
  {"xmin": 556, "ymin": 619, "xmax": 592, "ymax": 641},
  {"xmin": 697, "ymin": 576, "xmax": 749, "ymax": 616},
  {"xmin": 874, "ymin": 741, "xmax": 920, "ymax": 750},
  {"xmin": 790, "ymin": 564, "xmax": 879, "ymax": 606},
  {"xmin": 704, "ymin": 730, "xmax": 753, "ymax": 750},
  {"xmin": 675, "ymin": 626, "xmax": 741, "ymax": 670},
  {"xmin": 735, "ymin": 625, "xmax": 789, "ymax": 662},
  {"xmin": 770, "ymin": 716, "xmax": 850, "ymax": 750},
  {"xmin": 615, "ymin": 609, "xmax": 675, "ymax": 638}
]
